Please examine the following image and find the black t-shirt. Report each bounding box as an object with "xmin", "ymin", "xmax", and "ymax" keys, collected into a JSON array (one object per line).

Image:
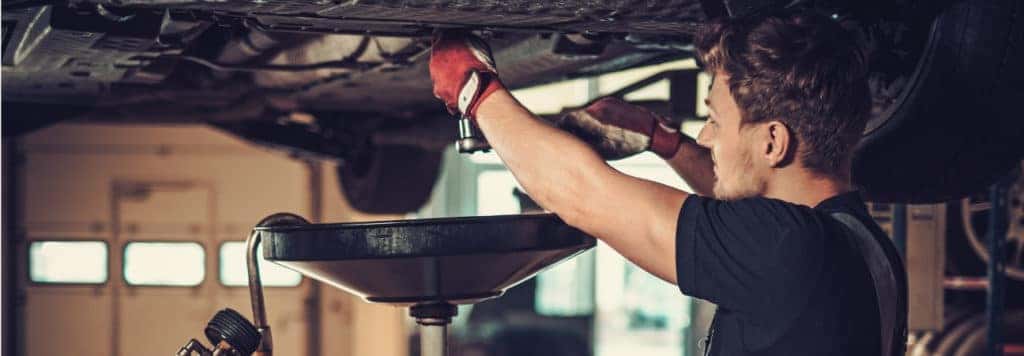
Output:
[{"xmin": 676, "ymin": 191, "xmax": 904, "ymax": 356}]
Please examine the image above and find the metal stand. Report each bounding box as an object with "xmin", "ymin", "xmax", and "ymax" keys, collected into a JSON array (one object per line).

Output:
[
  {"xmin": 252, "ymin": 212, "xmax": 593, "ymax": 356},
  {"xmin": 892, "ymin": 203, "xmax": 907, "ymax": 256},
  {"xmin": 410, "ymin": 303, "xmax": 458, "ymax": 356},
  {"xmin": 987, "ymin": 176, "xmax": 1012, "ymax": 356},
  {"xmin": 246, "ymin": 213, "xmax": 310, "ymax": 356}
]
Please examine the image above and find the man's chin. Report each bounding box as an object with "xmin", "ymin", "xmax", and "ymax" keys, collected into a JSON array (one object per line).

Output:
[
  {"xmin": 712, "ymin": 183, "xmax": 759, "ymax": 201},
  {"xmin": 711, "ymin": 185, "xmax": 736, "ymax": 201}
]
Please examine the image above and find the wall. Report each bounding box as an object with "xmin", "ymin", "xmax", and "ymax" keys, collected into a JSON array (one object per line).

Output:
[{"xmin": 12, "ymin": 123, "xmax": 407, "ymax": 356}]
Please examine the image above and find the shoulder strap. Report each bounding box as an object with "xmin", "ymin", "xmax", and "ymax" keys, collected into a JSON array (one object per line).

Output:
[{"xmin": 830, "ymin": 212, "xmax": 905, "ymax": 356}]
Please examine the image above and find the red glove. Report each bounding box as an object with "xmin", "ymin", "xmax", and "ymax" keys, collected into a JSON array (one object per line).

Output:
[
  {"xmin": 429, "ymin": 31, "xmax": 505, "ymax": 120},
  {"xmin": 556, "ymin": 97, "xmax": 682, "ymax": 160}
]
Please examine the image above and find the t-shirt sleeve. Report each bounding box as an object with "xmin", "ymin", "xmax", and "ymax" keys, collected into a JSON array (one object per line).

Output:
[{"xmin": 676, "ymin": 194, "xmax": 827, "ymax": 317}]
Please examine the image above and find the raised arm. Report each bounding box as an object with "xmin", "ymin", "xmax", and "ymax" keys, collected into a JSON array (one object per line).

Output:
[
  {"xmin": 554, "ymin": 96, "xmax": 718, "ymax": 197},
  {"xmin": 429, "ymin": 31, "xmax": 687, "ymax": 283},
  {"xmin": 665, "ymin": 136, "xmax": 717, "ymax": 197},
  {"xmin": 478, "ymin": 90, "xmax": 687, "ymax": 283}
]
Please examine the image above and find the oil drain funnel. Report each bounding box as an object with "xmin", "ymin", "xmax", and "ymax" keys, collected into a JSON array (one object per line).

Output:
[{"xmin": 257, "ymin": 213, "xmax": 595, "ymax": 356}]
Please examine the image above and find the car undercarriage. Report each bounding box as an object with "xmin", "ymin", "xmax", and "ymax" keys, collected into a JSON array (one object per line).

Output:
[
  {"xmin": 2, "ymin": 0, "xmax": 703, "ymax": 117},
  {"xmin": 3, "ymin": 0, "xmax": 1023, "ymax": 210}
]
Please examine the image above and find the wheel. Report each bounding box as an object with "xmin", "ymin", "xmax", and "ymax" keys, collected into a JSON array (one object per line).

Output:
[
  {"xmin": 960, "ymin": 162, "xmax": 1024, "ymax": 281},
  {"xmin": 908, "ymin": 332, "xmax": 934, "ymax": 356},
  {"xmin": 911, "ymin": 306, "xmax": 976, "ymax": 356},
  {"xmin": 952, "ymin": 310, "xmax": 1024, "ymax": 356},
  {"xmin": 205, "ymin": 308, "xmax": 261, "ymax": 356},
  {"xmin": 935, "ymin": 314, "xmax": 986, "ymax": 356},
  {"xmin": 337, "ymin": 144, "xmax": 443, "ymax": 214},
  {"xmin": 852, "ymin": 0, "xmax": 1024, "ymax": 203}
]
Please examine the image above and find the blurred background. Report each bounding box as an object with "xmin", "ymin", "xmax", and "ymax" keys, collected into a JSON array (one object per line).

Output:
[
  {"xmin": 10, "ymin": 54, "xmax": 1021, "ymax": 355},
  {"xmin": 4, "ymin": 59, "xmax": 716, "ymax": 356},
  {"xmin": 5, "ymin": 0, "xmax": 1024, "ymax": 354}
]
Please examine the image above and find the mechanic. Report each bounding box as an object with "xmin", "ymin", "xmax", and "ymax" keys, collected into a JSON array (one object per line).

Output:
[{"xmin": 428, "ymin": 9, "xmax": 906, "ymax": 356}]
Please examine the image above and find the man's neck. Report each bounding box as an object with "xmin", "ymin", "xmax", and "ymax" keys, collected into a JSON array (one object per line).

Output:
[{"xmin": 763, "ymin": 168, "xmax": 852, "ymax": 208}]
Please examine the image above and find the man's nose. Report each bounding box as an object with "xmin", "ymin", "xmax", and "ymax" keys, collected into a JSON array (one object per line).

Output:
[{"xmin": 696, "ymin": 125, "xmax": 713, "ymax": 148}]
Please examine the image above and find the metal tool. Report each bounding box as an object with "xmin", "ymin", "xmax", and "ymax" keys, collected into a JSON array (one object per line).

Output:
[
  {"xmin": 456, "ymin": 115, "xmax": 491, "ymax": 153},
  {"xmin": 455, "ymin": 71, "xmax": 492, "ymax": 153}
]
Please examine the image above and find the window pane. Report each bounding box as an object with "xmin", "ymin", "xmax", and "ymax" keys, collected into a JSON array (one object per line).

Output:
[
  {"xmin": 596, "ymin": 59, "xmax": 696, "ymax": 98},
  {"xmin": 124, "ymin": 242, "xmax": 204, "ymax": 286},
  {"xmin": 467, "ymin": 151, "xmax": 503, "ymax": 165},
  {"xmin": 594, "ymin": 242, "xmax": 691, "ymax": 356},
  {"xmin": 535, "ymin": 249, "xmax": 595, "ymax": 316},
  {"xmin": 219, "ymin": 242, "xmax": 301, "ymax": 287},
  {"xmin": 29, "ymin": 241, "xmax": 108, "ymax": 284},
  {"xmin": 610, "ymin": 153, "xmax": 691, "ymax": 192},
  {"xmin": 511, "ymin": 79, "xmax": 591, "ymax": 115},
  {"xmin": 476, "ymin": 170, "xmax": 522, "ymax": 216}
]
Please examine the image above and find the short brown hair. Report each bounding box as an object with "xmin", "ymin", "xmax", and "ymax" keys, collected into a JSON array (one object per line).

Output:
[{"xmin": 696, "ymin": 10, "xmax": 870, "ymax": 178}]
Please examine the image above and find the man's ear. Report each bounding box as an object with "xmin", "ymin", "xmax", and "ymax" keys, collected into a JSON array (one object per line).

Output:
[{"xmin": 763, "ymin": 121, "xmax": 793, "ymax": 168}]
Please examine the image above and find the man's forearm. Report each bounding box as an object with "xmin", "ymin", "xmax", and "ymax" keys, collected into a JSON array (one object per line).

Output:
[
  {"xmin": 475, "ymin": 90, "xmax": 613, "ymax": 224},
  {"xmin": 474, "ymin": 89, "xmax": 688, "ymax": 283},
  {"xmin": 666, "ymin": 136, "xmax": 716, "ymax": 197}
]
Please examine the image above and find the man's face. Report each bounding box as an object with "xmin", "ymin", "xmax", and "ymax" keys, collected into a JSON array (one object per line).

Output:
[{"xmin": 697, "ymin": 73, "xmax": 769, "ymax": 200}]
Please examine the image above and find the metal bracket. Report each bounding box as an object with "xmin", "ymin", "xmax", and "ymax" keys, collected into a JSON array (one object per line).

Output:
[{"xmin": 986, "ymin": 174, "xmax": 1014, "ymax": 356}]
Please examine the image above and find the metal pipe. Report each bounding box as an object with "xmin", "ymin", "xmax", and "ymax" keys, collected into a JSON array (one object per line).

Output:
[
  {"xmin": 213, "ymin": 26, "xmax": 279, "ymax": 80},
  {"xmin": 246, "ymin": 229, "xmax": 273, "ymax": 356},
  {"xmin": 420, "ymin": 324, "xmax": 447, "ymax": 356},
  {"xmin": 943, "ymin": 277, "xmax": 988, "ymax": 290},
  {"xmin": 987, "ymin": 175, "xmax": 1012, "ymax": 356},
  {"xmin": 305, "ymin": 161, "xmax": 323, "ymax": 356},
  {"xmin": 217, "ymin": 28, "xmax": 280, "ymax": 65},
  {"xmin": 892, "ymin": 204, "xmax": 907, "ymax": 256},
  {"xmin": 410, "ymin": 303, "xmax": 457, "ymax": 356},
  {"xmin": 247, "ymin": 213, "xmax": 310, "ymax": 356}
]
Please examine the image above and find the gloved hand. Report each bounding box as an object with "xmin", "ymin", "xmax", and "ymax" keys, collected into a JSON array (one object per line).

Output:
[
  {"xmin": 429, "ymin": 30, "xmax": 505, "ymax": 120},
  {"xmin": 555, "ymin": 97, "xmax": 682, "ymax": 160}
]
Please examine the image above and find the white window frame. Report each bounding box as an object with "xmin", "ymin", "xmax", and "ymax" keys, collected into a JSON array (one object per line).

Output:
[
  {"xmin": 27, "ymin": 239, "xmax": 110, "ymax": 285},
  {"xmin": 122, "ymin": 241, "xmax": 206, "ymax": 287}
]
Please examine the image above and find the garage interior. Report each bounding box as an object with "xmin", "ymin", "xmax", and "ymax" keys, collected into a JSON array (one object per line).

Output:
[
  {"xmin": 3, "ymin": 0, "xmax": 1024, "ymax": 355},
  {"xmin": 5, "ymin": 60, "xmax": 1024, "ymax": 355}
]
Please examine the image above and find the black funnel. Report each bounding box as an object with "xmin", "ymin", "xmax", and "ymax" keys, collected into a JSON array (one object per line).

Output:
[{"xmin": 259, "ymin": 214, "xmax": 595, "ymax": 305}]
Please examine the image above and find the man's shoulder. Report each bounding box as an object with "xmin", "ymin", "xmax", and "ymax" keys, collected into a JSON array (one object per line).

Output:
[
  {"xmin": 679, "ymin": 194, "xmax": 831, "ymax": 247},
  {"xmin": 681, "ymin": 195, "xmax": 831, "ymax": 243},
  {"xmin": 686, "ymin": 194, "xmax": 820, "ymax": 217},
  {"xmin": 811, "ymin": 192, "xmax": 892, "ymax": 245}
]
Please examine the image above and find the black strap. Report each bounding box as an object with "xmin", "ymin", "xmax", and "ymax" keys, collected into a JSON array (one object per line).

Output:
[{"xmin": 830, "ymin": 212, "xmax": 906, "ymax": 356}]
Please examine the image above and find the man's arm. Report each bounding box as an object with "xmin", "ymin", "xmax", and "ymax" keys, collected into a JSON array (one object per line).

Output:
[
  {"xmin": 664, "ymin": 136, "xmax": 717, "ymax": 197},
  {"xmin": 552, "ymin": 97, "xmax": 717, "ymax": 197},
  {"xmin": 476, "ymin": 89, "xmax": 688, "ymax": 284}
]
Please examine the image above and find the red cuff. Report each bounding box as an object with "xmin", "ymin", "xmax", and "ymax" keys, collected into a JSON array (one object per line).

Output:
[
  {"xmin": 650, "ymin": 121, "xmax": 682, "ymax": 159},
  {"xmin": 465, "ymin": 74, "xmax": 504, "ymax": 120}
]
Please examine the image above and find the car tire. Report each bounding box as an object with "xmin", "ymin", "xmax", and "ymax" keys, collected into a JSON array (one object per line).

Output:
[
  {"xmin": 852, "ymin": 0, "xmax": 1024, "ymax": 203},
  {"xmin": 336, "ymin": 144, "xmax": 442, "ymax": 214}
]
